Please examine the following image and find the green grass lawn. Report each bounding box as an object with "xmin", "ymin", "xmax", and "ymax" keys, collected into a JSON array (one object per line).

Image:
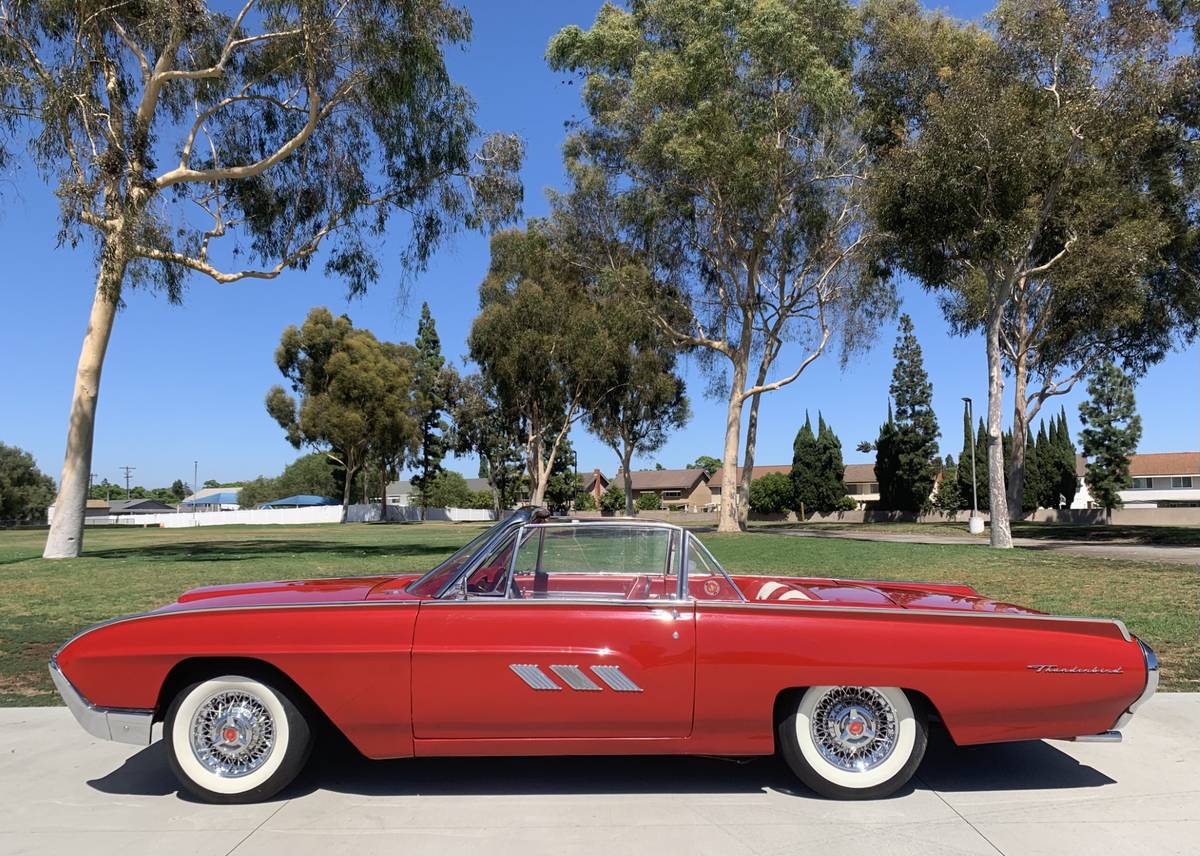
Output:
[{"xmin": 1, "ymin": 522, "xmax": 1195, "ymax": 704}]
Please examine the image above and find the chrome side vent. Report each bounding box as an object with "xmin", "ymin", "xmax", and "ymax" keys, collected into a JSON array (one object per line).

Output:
[
  {"xmin": 509, "ymin": 664, "xmax": 560, "ymax": 691},
  {"xmin": 590, "ymin": 665, "xmax": 643, "ymax": 693},
  {"xmin": 549, "ymin": 664, "xmax": 602, "ymax": 691}
]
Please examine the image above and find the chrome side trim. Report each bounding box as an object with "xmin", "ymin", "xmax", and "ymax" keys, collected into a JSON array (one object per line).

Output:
[
  {"xmin": 1115, "ymin": 638, "xmax": 1159, "ymax": 729},
  {"xmin": 549, "ymin": 664, "xmax": 603, "ymax": 691},
  {"xmin": 54, "ymin": 599, "xmax": 423, "ymax": 658},
  {"xmin": 1069, "ymin": 731, "xmax": 1123, "ymax": 743},
  {"xmin": 697, "ymin": 601, "xmax": 1132, "ymax": 640},
  {"xmin": 48, "ymin": 660, "xmax": 153, "ymax": 746},
  {"xmin": 509, "ymin": 664, "xmax": 561, "ymax": 691},
  {"xmin": 590, "ymin": 665, "xmax": 643, "ymax": 692}
]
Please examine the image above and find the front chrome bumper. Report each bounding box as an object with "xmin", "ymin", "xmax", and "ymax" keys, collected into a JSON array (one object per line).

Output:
[{"xmin": 49, "ymin": 659, "xmax": 153, "ymax": 746}]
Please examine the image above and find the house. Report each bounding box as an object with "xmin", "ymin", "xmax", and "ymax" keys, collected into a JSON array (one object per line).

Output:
[
  {"xmin": 580, "ymin": 469, "xmax": 609, "ymax": 507},
  {"xmin": 1072, "ymin": 452, "xmax": 1200, "ymax": 509},
  {"xmin": 259, "ymin": 494, "xmax": 337, "ymax": 509},
  {"xmin": 384, "ymin": 480, "xmax": 415, "ymax": 508},
  {"xmin": 613, "ymin": 468, "xmax": 711, "ymax": 511},
  {"xmin": 108, "ymin": 499, "xmax": 177, "ymax": 515},
  {"xmin": 709, "ymin": 463, "xmax": 880, "ymax": 509},
  {"xmin": 180, "ymin": 487, "xmax": 241, "ymax": 511}
]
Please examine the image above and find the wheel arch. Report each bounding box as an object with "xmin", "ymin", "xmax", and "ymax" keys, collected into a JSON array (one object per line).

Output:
[
  {"xmin": 154, "ymin": 656, "xmax": 340, "ymax": 739},
  {"xmin": 770, "ymin": 685, "xmax": 948, "ymax": 751}
]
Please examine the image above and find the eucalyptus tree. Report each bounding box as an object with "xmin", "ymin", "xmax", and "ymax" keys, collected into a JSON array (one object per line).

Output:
[
  {"xmin": 450, "ymin": 373, "xmax": 525, "ymax": 515},
  {"xmin": 585, "ymin": 303, "xmax": 690, "ymax": 516},
  {"xmin": 859, "ymin": 0, "xmax": 1198, "ymax": 545},
  {"xmin": 468, "ymin": 225, "xmax": 612, "ymax": 507},
  {"xmin": 0, "ymin": 0, "xmax": 522, "ymax": 557},
  {"xmin": 547, "ymin": 0, "xmax": 890, "ymax": 532}
]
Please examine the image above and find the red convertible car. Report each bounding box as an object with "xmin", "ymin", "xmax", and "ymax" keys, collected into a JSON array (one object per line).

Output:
[{"xmin": 51, "ymin": 508, "xmax": 1158, "ymax": 803}]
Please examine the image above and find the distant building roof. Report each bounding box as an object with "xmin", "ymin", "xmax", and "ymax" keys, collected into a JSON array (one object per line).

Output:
[
  {"xmin": 181, "ymin": 491, "xmax": 240, "ymax": 506},
  {"xmin": 184, "ymin": 486, "xmax": 242, "ymax": 502},
  {"xmin": 710, "ymin": 463, "xmax": 876, "ymax": 488},
  {"xmin": 386, "ymin": 480, "xmax": 415, "ymax": 497},
  {"xmin": 1076, "ymin": 452, "xmax": 1200, "ymax": 478},
  {"xmin": 464, "ymin": 478, "xmax": 491, "ymax": 493},
  {"xmin": 260, "ymin": 494, "xmax": 336, "ymax": 508},
  {"xmin": 618, "ymin": 468, "xmax": 708, "ymax": 492},
  {"xmin": 581, "ymin": 470, "xmax": 609, "ymax": 492},
  {"xmin": 108, "ymin": 499, "xmax": 176, "ymax": 513}
]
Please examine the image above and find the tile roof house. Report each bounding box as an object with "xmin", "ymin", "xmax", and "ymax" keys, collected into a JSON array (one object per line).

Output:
[
  {"xmin": 1072, "ymin": 452, "xmax": 1200, "ymax": 509},
  {"xmin": 613, "ymin": 468, "xmax": 711, "ymax": 511},
  {"xmin": 709, "ymin": 463, "xmax": 880, "ymax": 507}
]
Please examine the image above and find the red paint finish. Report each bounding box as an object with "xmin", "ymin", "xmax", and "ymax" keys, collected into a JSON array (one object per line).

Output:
[{"xmin": 53, "ymin": 569, "xmax": 1151, "ymax": 761}]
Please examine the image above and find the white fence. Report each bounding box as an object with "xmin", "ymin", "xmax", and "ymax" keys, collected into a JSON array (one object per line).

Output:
[{"xmin": 79, "ymin": 505, "xmax": 495, "ymax": 528}]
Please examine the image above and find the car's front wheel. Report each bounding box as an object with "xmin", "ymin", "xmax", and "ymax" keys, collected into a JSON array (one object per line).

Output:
[
  {"xmin": 165, "ymin": 674, "xmax": 311, "ymax": 803},
  {"xmin": 778, "ymin": 685, "xmax": 927, "ymax": 800}
]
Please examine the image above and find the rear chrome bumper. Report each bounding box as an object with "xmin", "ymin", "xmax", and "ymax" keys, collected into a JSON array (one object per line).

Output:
[
  {"xmin": 1114, "ymin": 638, "xmax": 1159, "ymax": 730},
  {"xmin": 48, "ymin": 659, "xmax": 153, "ymax": 746}
]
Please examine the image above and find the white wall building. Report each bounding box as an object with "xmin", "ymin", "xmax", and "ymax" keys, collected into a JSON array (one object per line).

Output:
[{"xmin": 1072, "ymin": 452, "xmax": 1200, "ymax": 509}]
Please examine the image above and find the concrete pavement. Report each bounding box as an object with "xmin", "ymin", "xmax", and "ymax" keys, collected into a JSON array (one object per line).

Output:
[
  {"xmin": 772, "ymin": 526, "xmax": 1200, "ymax": 565},
  {"xmin": 1, "ymin": 695, "xmax": 1196, "ymax": 856}
]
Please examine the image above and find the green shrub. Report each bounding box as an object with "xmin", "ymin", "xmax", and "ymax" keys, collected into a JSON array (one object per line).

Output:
[
  {"xmin": 600, "ymin": 484, "xmax": 626, "ymax": 513},
  {"xmin": 635, "ymin": 491, "xmax": 662, "ymax": 510},
  {"xmin": 574, "ymin": 492, "xmax": 596, "ymax": 511},
  {"xmin": 749, "ymin": 472, "xmax": 794, "ymax": 514}
]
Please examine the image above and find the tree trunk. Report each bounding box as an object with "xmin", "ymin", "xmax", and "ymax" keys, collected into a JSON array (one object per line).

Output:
[
  {"xmin": 985, "ymin": 297, "xmax": 1013, "ymax": 548},
  {"xmin": 43, "ymin": 252, "xmax": 127, "ymax": 559},
  {"xmin": 716, "ymin": 358, "xmax": 749, "ymax": 533},
  {"xmin": 738, "ymin": 390, "xmax": 764, "ymax": 527},
  {"xmin": 621, "ymin": 446, "xmax": 635, "ymax": 516},
  {"xmin": 1007, "ymin": 360, "xmax": 1030, "ymax": 521}
]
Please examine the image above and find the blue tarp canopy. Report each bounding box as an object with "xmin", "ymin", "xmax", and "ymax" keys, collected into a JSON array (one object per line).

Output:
[
  {"xmin": 180, "ymin": 492, "xmax": 239, "ymax": 506},
  {"xmin": 259, "ymin": 494, "xmax": 336, "ymax": 508}
]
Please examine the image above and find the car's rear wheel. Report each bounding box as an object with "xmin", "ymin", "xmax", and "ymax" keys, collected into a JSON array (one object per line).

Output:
[
  {"xmin": 778, "ymin": 685, "xmax": 927, "ymax": 800},
  {"xmin": 165, "ymin": 674, "xmax": 311, "ymax": 804}
]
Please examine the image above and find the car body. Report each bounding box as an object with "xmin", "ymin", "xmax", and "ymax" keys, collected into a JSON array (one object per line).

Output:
[{"xmin": 51, "ymin": 508, "xmax": 1158, "ymax": 801}]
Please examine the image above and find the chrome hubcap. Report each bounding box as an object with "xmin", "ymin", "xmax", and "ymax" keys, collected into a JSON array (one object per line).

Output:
[
  {"xmin": 190, "ymin": 690, "xmax": 275, "ymax": 778},
  {"xmin": 811, "ymin": 687, "xmax": 898, "ymax": 772}
]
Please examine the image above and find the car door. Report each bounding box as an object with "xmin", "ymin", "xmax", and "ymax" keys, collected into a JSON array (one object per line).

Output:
[{"xmin": 410, "ymin": 523, "xmax": 696, "ymax": 740}]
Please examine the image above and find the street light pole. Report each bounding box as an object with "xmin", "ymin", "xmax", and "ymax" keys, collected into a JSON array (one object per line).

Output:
[{"xmin": 962, "ymin": 397, "xmax": 983, "ymax": 535}]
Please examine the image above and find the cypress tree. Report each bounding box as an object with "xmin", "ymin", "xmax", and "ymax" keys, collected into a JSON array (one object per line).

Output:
[
  {"xmin": 956, "ymin": 405, "xmax": 977, "ymax": 511},
  {"xmin": 974, "ymin": 418, "xmax": 991, "ymax": 511},
  {"xmin": 1054, "ymin": 408, "xmax": 1079, "ymax": 508},
  {"xmin": 790, "ymin": 412, "xmax": 820, "ymax": 516},
  {"xmin": 814, "ymin": 413, "xmax": 848, "ymax": 513},
  {"xmin": 874, "ymin": 401, "xmax": 899, "ymax": 509},
  {"xmin": 1023, "ymin": 424, "xmax": 1043, "ymax": 512},
  {"xmin": 884, "ymin": 314, "xmax": 940, "ymax": 511}
]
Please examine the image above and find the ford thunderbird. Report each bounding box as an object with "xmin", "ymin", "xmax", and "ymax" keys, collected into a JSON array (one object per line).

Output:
[{"xmin": 51, "ymin": 508, "xmax": 1158, "ymax": 802}]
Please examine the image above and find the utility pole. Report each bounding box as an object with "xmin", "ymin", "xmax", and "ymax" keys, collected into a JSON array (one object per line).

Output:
[
  {"xmin": 193, "ymin": 461, "xmax": 198, "ymax": 498},
  {"xmin": 120, "ymin": 466, "xmax": 136, "ymax": 499},
  {"xmin": 962, "ymin": 398, "xmax": 982, "ymax": 535}
]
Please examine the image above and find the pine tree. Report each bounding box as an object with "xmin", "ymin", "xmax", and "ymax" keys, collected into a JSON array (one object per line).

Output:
[
  {"xmin": 814, "ymin": 413, "xmax": 848, "ymax": 513},
  {"xmin": 790, "ymin": 413, "xmax": 820, "ymax": 516},
  {"xmin": 1079, "ymin": 362, "xmax": 1142, "ymax": 520},
  {"xmin": 956, "ymin": 405, "xmax": 978, "ymax": 512},
  {"xmin": 410, "ymin": 303, "xmax": 452, "ymax": 518},
  {"xmin": 881, "ymin": 315, "xmax": 940, "ymax": 511}
]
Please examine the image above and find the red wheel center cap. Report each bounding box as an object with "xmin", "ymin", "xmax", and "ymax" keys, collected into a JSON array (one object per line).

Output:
[
  {"xmin": 222, "ymin": 726, "xmax": 240, "ymax": 743},
  {"xmin": 848, "ymin": 721, "xmax": 864, "ymax": 736}
]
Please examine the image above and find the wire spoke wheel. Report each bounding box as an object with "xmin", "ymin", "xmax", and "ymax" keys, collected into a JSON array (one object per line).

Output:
[
  {"xmin": 810, "ymin": 686, "xmax": 899, "ymax": 773},
  {"xmin": 189, "ymin": 690, "xmax": 277, "ymax": 778}
]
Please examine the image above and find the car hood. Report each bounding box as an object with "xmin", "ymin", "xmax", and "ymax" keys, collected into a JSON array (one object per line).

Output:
[{"xmin": 159, "ymin": 575, "xmax": 421, "ymax": 612}]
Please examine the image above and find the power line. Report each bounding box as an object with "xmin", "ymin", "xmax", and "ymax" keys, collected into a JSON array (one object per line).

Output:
[{"xmin": 119, "ymin": 465, "xmax": 136, "ymax": 499}]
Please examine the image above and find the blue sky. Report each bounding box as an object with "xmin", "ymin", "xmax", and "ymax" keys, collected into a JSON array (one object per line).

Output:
[{"xmin": 0, "ymin": 0, "xmax": 1196, "ymax": 490}]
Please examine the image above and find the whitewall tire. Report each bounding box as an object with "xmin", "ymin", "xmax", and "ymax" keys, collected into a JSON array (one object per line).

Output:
[
  {"xmin": 778, "ymin": 685, "xmax": 927, "ymax": 800},
  {"xmin": 165, "ymin": 674, "xmax": 311, "ymax": 803}
]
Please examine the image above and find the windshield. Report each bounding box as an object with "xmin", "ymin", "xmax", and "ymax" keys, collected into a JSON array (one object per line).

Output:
[{"xmin": 405, "ymin": 516, "xmax": 515, "ymax": 598}]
